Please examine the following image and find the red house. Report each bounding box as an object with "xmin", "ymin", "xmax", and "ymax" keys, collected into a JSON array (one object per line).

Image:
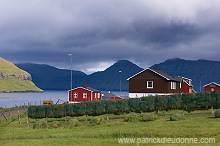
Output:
[
  {"xmin": 127, "ymin": 66, "xmax": 194, "ymax": 98},
  {"xmin": 203, "ymin": 82, "xmax": 220, "ymax": 92},
  {"xmin": 68, "ymin": 84, "xmax": 102, "ymax": 103},
  {"xmin": 181, "ymin": 77, "xmax": 193, "ymax": 93}
]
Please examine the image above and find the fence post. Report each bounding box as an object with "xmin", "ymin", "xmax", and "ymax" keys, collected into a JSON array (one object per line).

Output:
[{"xmin": 18, "ymin": 110, "xmax": 21, "ymax": 124}]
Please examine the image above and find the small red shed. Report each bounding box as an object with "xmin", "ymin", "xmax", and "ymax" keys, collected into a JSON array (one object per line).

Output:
[
  {"xmin": 203, "ymin": 82, "xmax": 220, "ymax": 92},
  {"xmin": 68, "ymin": 84, "xmax": 102, "ymax": 103}
]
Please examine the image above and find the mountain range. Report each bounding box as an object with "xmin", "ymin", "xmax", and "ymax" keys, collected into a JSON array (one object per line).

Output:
[{"xmin": 16, "ymin": 58, "xmax": 220, "ymax": 92}]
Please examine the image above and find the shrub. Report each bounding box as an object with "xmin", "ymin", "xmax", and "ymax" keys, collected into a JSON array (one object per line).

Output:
[
  {"xmin": 33, "ymin": 121, "xmax": 48, "ymax": 129},
  {"xmin": 49, "ymin": 121, "xmax": 62, "ymax": 129},
  {"xmin": 170, "ymin": 114, "xmax": 184, "ymax": 121},
  {"xmin": 66, "ymin": 119, "xmax": 80, "ymax": 128},
  {"xmin": 124, "ymin": 113, "xmax": 139, "ymax": 122},
  {"xmin": 214, "ymin": 109, "xmax": 220, "ymax": 118},
  {"xmin": 90, "ymin": 117, "xmax": 104, "ymax": 125},
  {"xmin": 140, "ymin": 113, "xmax": 156, "ymax": 122}
]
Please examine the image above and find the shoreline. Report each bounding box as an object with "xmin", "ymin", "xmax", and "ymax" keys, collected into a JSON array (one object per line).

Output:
[{"xmin": 0, "ymin": 90, "xmax": 44, "ymax": 93}]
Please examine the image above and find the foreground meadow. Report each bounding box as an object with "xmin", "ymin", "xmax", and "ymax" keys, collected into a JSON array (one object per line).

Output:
[{"xmin": 0, "ymin": 110, "xmax": 219, "ymax": 146}]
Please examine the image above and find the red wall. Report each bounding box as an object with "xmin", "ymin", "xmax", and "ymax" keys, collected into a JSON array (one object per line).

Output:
[
  {"xmin": 204, "ymin": 86, "xmax": 220, "ymax": 92},
  {"xmin": 182, "ymin": 82, "xmax": 192, "ymax": 93},
  {"xmin": 68, "ymin": 88, "xmax": 101, "ymax": 102}
]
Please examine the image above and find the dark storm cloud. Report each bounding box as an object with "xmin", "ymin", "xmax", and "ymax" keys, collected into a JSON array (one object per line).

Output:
[{"xmin": 1, "ymin": 0, "xmax": 220, "ymax": 73}]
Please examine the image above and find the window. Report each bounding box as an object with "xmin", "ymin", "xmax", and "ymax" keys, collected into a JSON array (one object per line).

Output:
[
  {"xmin": 180, "ymin": 82, "xmax": 182, "ymax": 88},
  {"xmin": 74, "ymin": 93, "xmax": 78, "ymax": 98},
  {"xmin": 171, "ymin": 82, "xmax": 176, "ymax": 89},
  {"xmin": 98, "ymin": 93, "xmax": 100, "ymax": 98},
  {"xmin": 83, "ymin": 93, "xmax": 87, "ymax": 98},
  {"xmin": 147, "ymin": 81, "xmax": 153, "ymax": 89}
]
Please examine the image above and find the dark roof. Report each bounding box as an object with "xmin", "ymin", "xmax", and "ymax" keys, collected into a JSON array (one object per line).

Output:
[
  {"xmin": 85, "ymin": 87, "xmax": 101, "ymax": 92},
  {"xmin": 127, "ymin": 68, "xmax": 181, "ymax": 82},
  {"xmin": 151, "ymin": 69, "xmax": 181, "ymax": 82},
  {"xmin": 102, "ymin": 92, "xmax": 117, "ymax": 98}
]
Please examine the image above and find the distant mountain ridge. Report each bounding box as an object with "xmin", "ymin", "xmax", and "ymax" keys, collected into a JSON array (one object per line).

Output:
[
  {"xmin": 151, "ymin": 58, "xmax": 220, "ymax": 92},
  {"xmin": 16, "ymin": 58, "xmax": 220, "ymax": 92}
]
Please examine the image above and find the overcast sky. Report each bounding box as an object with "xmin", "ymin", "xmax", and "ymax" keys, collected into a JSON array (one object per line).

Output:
[{"xmin": 1, "ymin": 0, "xmax": 220, "ymax": 74}]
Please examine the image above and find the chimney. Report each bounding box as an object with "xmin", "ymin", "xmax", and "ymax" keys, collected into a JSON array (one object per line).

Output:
[
  {"xmin": 84, "ymin": 83, "xmax": 88, "ymax": 88},
  {"xmin": 155, "ymin": 66, "xmax": 159, "ymax": 71}
]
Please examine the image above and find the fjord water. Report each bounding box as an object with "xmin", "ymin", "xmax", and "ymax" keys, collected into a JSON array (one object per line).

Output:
[
  {"xmin": 0, "ymin": 90, "xmax": 68, "ymax": 108},
  {"xmin": 0, "ymin": 90, "xmax": 128, "ymax": 108}
]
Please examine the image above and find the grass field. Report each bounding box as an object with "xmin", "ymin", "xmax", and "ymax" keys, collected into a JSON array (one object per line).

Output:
[
  {"xmin": 0, "ymin": 110, "xmax": 219, "ymax": 146},
  {"xmin": 0, "ymin": 77, "xmax": 43, "ymax": 92}
]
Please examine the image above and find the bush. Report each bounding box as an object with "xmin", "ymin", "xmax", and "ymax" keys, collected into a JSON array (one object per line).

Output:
[
  {"xmin": 214, "ymin": 109, "xmax": 220, "ymax": 118},
  {"xmin": 33, "ymin": 121, "xmax": 48, "ymax": 129},
  {"xmin": 140, "ymin": 113, "xmax": 156, "ymax": 122},
  {"xmin": 124, "ymin": 113, "xmax": 139, "ymax": 122},
  {"xmin": 66, "ymin": 119, "xmax": 80, "ymax": 128},
  {"xmin": 49, "ymin": 121, "xmax": 63, "ymax": 129},
  {"xmin": 90, "ymin": 117, "xmax": 104, "ymax": 125},
  {"xmin": 170, "ymin": 114, "xmax": 184, "ymax": 121}
]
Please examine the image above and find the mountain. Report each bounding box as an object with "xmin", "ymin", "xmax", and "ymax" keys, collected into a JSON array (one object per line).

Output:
[
  {"xmin": 151, "ymin": 58, "xmax": 220, "ymax": 92},
  {"xmin": 87, "ymin": 60, "xmax": 143, "ymax": 90},
  {"xmin": 16, "ymin": 63, "xmax": 88, "ymax": 90},
  {"xmin": 16, "ymin": 60, "xmax": 143, "ymax": 91},
  {"xmin": 16, "ymin": 58, "xmax": 220, "ymax": 92},
  {"xmin": 0, "ymin": 57, "xmax": 43, "ymax": 92}
]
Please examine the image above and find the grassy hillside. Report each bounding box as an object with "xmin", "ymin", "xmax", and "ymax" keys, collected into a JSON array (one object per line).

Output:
[
  {"xmin": 0, "ymin": 77, "xmax": 42, "ymax": 92},
  {"xmin": 0, "ymin": 57, "xmax": 28, "ymax": 75},
  {"xmin": 0, "ymin": 57, "xmax": 43, "ymax": 92},
  {"xmin": 0, "ymin": 110, "xmax": 219, "ymax": 145}
]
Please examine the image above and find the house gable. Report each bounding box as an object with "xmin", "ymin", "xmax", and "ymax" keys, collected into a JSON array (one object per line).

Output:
[
  {"xmin": 203, "ymin": 82, "xmax": 220, "ymax": 88},
  {"xmin": 127, "ymin": 68, "xmax": 170, "ymax": 81}
]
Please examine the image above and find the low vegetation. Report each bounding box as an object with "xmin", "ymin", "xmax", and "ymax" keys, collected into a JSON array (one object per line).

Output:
[{"xmin": 0, "ymin": 110, "xmax": 219, "ymax": 145}]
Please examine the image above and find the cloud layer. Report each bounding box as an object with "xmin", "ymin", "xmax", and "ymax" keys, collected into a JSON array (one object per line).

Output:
[{"xmin": 1, "ymin": 0, "xmax": 220, "ymax": 73}]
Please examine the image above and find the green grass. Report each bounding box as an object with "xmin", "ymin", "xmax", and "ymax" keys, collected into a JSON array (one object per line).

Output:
[
  {"xmin": 0, "ymin": 57, "xmax": 28, "ymax": 75},
  {"xmin": 0, "ymin": 77, "xmax": 43, "ymax": 92},
  {"xmin": 0, "ymin": 110, "xmax": 219, "ymax": 146},
  {"xmin": 0, "ymin": 57, "xmax": 43, "ymax": 92}
]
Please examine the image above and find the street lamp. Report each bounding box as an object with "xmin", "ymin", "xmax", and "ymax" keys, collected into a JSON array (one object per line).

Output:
[
  {"xmin": 68, "ymin": 53, "xmax": 73, "ymax": 90},
  {"xmin": 119, "ymin": 70, "xmax": 122, "ymax": 93}
]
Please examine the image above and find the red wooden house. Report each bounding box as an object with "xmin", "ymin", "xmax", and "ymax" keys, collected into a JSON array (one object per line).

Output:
[
  {"xmin": 127, "ymin": 66, "xmax": 194, "ymax": 98},
  {"xmin": 68, "ymin": 84, "xmax": 102, "ymax": 103},
  {"xmin": 203, "ymin": 82, "xmax": 220, "ymax": 92}
]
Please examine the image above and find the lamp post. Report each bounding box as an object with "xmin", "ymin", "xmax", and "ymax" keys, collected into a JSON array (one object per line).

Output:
[
  {"xmin": 68, "ymin": 53, "xmax": 73, "ymax": 90},
  {"xmin": 119, "ymin": 70, "xmax": 122, "ymax": 94}
]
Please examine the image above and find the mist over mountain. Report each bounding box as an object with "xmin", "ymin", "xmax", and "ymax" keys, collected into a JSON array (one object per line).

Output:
[{"xmin": 16, "ymin": 58, "xmax": 220, "ymax": 92}]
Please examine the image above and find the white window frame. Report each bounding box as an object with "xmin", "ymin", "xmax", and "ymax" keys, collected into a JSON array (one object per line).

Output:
[
  {"xmin": 74, "ymin": 93, "xmax": 78, "ymax": 98},
  {"xmin": 147, "ymin": 81, "xmax": 153, "ymax": 89},
  {"xmin": 171, "ymin": 82, "xmax": 176, "ymax": 89},
  {"xmin": 83, "ymin": 93, "xmax": 87, "ymax": 98},
  {"xmin": 98, "ymin": 93, "xmax": 100, "ymax": 98}
]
